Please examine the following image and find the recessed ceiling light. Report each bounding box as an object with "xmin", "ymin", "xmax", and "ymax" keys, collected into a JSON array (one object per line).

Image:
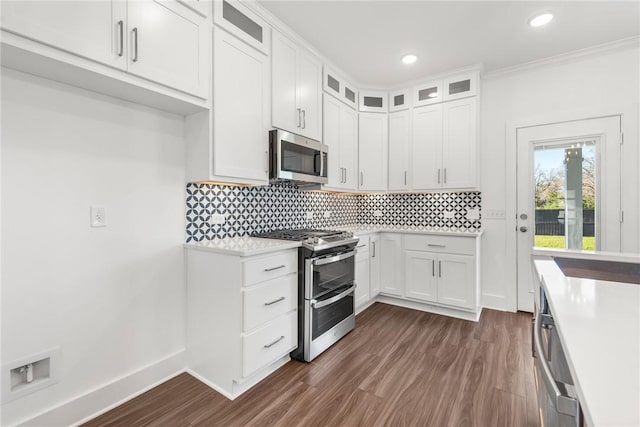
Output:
[
  {"xmin": 529, "ymin": 13, "xmax": 554, "ymax": 28},
  {"xmin": 401, "ymin": 54, "xmax": 417, "ymax": 65}
]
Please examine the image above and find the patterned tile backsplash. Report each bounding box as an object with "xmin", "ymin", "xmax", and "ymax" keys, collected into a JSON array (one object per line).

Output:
[{"xmin": 185, "ymin": 183, "xmax": 481, "ymax": 242}]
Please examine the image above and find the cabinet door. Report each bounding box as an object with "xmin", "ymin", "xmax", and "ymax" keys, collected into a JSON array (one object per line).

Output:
[
  {"xmin": 271, "ymin": 30, "xmax": 298, "ymax": 134},
  {"xmin": 213, "ymin": 0, "xmax": 270, "ymax": 54},
  {"xmin": 1, "ymin": 0, "xmax": 127, "ymax": 70},
  {"xmin": 380, "ymin": 234, "xmax": 402, "ymax": 296},
  {"xmin": 355, "ymin": 249, "xmax": 371, "ymax": 309},
  {"xmin": 359, "ymin": 90, "xmax": 388, "ymax": 113},
  {"xmin": 404, "ymin": 251, "xmax": 437, "ymax": 302},
  {"xmin": 296, "ymin": 49, "xmax": 322, "ymax": 141},
  {"xmin": 212, "ymin": 27, "xmax": 269, "ymax": 182},
  {"xmin": 437, "ymin": 254, "xmax": 475, "ymax": 309},
  {"xmin": 388, "ymin": 110, "xmax": 411, "ymax": 191},
  {"xmin": 359, "ymin": 113, "xmax": 388, "ymax": 191},
  {"xmin": 389, "ymin": 88, "xmax": 411, "ymax": 112},
  {"xmin": 412, "ymin": 105, "xmax": 443, "ymax": 189},
  {"xmin": 127, "ymin": 0, "xmax": 207, "ymax": 98},
  {"xmin": 323, "ymin": 95, "xmax": 343, "ymax": 187},
  {"xmin": 413, "ymin": 80, "xmax": 443, "ymax": 107},
  {"xmin": 340, "ymin": 105, "xmax": 359, "ymax": 190},
  {"xmin": 443, "ymin": 72, "xmax": 478, "ymax": 101},
  {"xmin": 442, "ymin": 98, "xmax": 477, "ymax": 189},
  {"xmin": 369, "ymin": 235, "xmax": 380, "ymax": 297}
]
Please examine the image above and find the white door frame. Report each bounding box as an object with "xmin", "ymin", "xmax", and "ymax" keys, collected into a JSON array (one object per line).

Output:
[{"xmin": 504, "ymin": 104, "xmax": 638, "ymax": 312}]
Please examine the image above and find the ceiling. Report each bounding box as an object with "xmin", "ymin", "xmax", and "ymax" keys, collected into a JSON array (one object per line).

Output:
[{"xmin": 258, "ymin": 1, "xmax": 640, "ymax": 87}]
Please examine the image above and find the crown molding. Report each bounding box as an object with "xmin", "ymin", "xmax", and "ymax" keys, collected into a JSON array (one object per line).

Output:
[{"xmin": 483, "ymin": 36, "xmax": 640, "ymax": 80}]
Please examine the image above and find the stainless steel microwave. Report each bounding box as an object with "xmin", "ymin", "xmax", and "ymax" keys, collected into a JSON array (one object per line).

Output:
[{"xmin": 269, "ymin": 129, "xmax": 328, "ymax": 185}]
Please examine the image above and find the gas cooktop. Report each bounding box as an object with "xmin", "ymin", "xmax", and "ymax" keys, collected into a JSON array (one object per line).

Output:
[{"xmin": 252, "ymin": 228, "xmax": 358, "ymax": 250}]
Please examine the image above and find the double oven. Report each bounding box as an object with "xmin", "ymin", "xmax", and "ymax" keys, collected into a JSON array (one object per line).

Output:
[{"xmin": 290, "ymin": 235, "xmax": 358, "ymax": 362}]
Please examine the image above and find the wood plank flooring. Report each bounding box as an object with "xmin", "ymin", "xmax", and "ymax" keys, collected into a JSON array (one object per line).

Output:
[{"xmin": 84, "ymin": 303, "xmax": 538, "ymax": 427}]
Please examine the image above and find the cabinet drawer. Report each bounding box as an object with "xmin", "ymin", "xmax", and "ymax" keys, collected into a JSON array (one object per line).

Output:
[
  {"xmin": 243, "ymin": 251, "xmax": 297, "ymax": 286},
  {"xmin": 242, "ymin": 311, "xmax": 297, "ymax": 378},
  {"xmin": 243, "ymin": 274, "xmax": 297, "ymax": 332},
  {"xmin": 404, "ymin": 234, "xmax": 475, "ymax": 255}
]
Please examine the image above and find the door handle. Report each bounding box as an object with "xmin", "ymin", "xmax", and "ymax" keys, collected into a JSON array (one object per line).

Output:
[
  {"xmin": 132, "ymin": 27, "xmax": 139, "ymax": 62},
  {"xmin": 117, "ymin": 20, "xmax": 124, "ymax": 57},
  {"xmin": 311, "ymin": 284, "xmax": 356, "ymax": 309},
  {"xmin": 520, "ymin": 226, "xmax": 528, "ymax": 233},
  {"xmin": 371, "ymin": 242, "xmax": 376, "ymax": 258},
  {"xmin": 360, "ymin": 171, "xmax": 363, "ymax": 186},
  {"xmin": 437, "ymin": 169, "xmax": 441, "ymax": 184},
  {"xmin": 404, "ymin": 170, "xmax": 407, "ymax": 185},
  {"xmin": 432, "ymin": 260, "xmax": 435, "ymax": 277},
  {"xmin": 263, "ymin": 335, "xmax": 285, "ymax": 349},
  {"xmin": 297, "ymin": 108, "xmax": 301, "ymax": 127},
  {"xmin": 438, "ymin": 260, "xmax": 442, "ymax": 278},
  {"xmin": 302, "ymin": 110, "xmax": 306, "ymax": 129},
  {"xmin": 264, "ymin": 296, "xmax": 285, "ymax": 306},
  {"xmin": 444, "ymin": 168, "xmax": 447, "ymax": 184}
]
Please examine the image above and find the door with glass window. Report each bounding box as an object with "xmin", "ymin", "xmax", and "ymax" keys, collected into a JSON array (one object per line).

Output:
[{"xmin": 516, "ymin": 117, "xmax": 621, "ymax": 311}]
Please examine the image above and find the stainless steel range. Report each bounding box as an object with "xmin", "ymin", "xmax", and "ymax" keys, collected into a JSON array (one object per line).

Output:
[{"xmin": 252, "ymin": 229, "xmax": 359, "ymax": 361}]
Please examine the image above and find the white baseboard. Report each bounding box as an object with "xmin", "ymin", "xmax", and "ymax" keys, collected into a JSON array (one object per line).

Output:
[
  {"xmin": 481, "ymin": 293, "xmax": 512, "ymax": 312},
  {"xmin": 18, "ymin": 350, "xmax": 186, "ymax": 427},
  {"xmin": 374, "ymin": 296, "xmax": 482, "ymax": 322}
]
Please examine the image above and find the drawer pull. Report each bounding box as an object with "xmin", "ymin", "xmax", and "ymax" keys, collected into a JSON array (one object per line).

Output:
[
  {"xmin": 264, "ymin": 296, "xmax": 285, "ymax": 306},
  {"xmin": 427, "ymin": 244, "xmax": 446, "ymax": 248},
  {"xmin": 264, "ymin": 335, "xmax": 285, "ymax": 349},
  {"xmin": 264, "ymin": 264, "xmax": 286, "ymax": 272}
]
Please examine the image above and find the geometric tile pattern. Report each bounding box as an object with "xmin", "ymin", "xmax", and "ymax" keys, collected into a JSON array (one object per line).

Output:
[
  {"xmin": 186, "ymin": 183, "xmax": 481, "ymax": 242},
  {"xmin": 186, "ymin": 182, "xmax": 358, "ymax": 242},
  {"xmin": 358, "ymin": 191, "xmax": 481, "ymax": 232}
]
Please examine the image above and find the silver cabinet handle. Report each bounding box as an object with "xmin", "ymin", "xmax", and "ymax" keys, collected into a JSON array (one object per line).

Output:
[
  {"xmin": 360, "ymin": 171, "xmax": 363, "ymax": 186},
  {"xmin": 427, "ymin": 244, "xmax": 446, "ymax": 248},
  {"xmin": 297, "ymin": 108, "xmax": 301, "ymax": 127},
  {"xmin": 438, "ymin": 260, "xmax": 442, "ymax": 277},
  {"xmin": 357, "ymin": 244, "xmax": 367, "ymax": 249},
  {"xmin": 404, "ymin": 171, "xmax": 407, "ymax": 185},
  {"xmin": 437, "ymin": 168, "xmax": 441, "ymax": 184},
  {"xmin": 343, "ymin": 167, "xmax": 347, "ymax": 183},
  {"xmin": 264, "ymin": 264, "xmax": 285, "ymax": 272},
  {"xmin": 533, "ymin": 313, "xmax": 580, "ymax": 417},
  {"xmin": 444, "ymin": 168, "xmax": 447, "ymax": 184},
  {"xmin": 264, "ymin": 335, "xmax": 285, "ymax": 349},
  {"xmin": 132, "ymin": 27, "xmax": 139, "ymax": 62},
  {"xmin": 371, "ymin": 242, "xmax": 376, "ymax": 258},
  {"xmin": 117, "ymin": 20, "xmax": 124, "ymax": 57},
  {"xmin": 311, "ymin": 284, "xmax": 356, "ymax": 309},
  {"xmin": 432, "ymin": 259, "xmax": 435, "ymax": 276},
  {"xmin": 264, "ymin": 296, "xmax": 285, "ymax": 306},
  {"xmin": 302, "ymin": 110, "xmax": 306, "ymax": 129}
]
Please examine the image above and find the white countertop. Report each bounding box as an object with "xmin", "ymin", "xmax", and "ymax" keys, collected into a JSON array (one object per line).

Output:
[
  {"xmin": 185, "ymin": 236, "xmax": 300, "ymax": 256},
  {"xmin": 184, "ymin": 225, "xmax": 482, "ymax": 256},
  {"xmin": 533, "ymin": 256, "xmax": 640, "ymax": 427}
]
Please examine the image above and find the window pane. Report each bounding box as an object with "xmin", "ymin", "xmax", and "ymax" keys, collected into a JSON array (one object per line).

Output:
[{"xmin": 534, "ymin": 141, "xmax": 596, "ymax": 250}]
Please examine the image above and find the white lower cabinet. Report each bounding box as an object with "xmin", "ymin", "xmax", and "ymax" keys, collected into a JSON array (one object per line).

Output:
[
  {"xmin": 369, "ymin": 234, "xmax": 380, "ymax": 298},
  {"xmin": 437, "ymin": 254, "xmax": 475, "ymax": 309},
  {"xmin": 404, "ymin": 250, "xmax": 438, "ymax": 302},
  {"xmin": 380, "ymin": 234, "xmax": 403, "ymax": 296},
  {"xmin": 355, "ymin": 236, "xmax": 371, "ymax": 309},
  {"xmin": 186, "ymin": 248, "xmax": 297, "ymax": 398}
]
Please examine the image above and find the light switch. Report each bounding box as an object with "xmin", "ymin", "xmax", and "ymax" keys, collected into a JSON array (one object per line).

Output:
[{"xmin": 90, "ymin": 206, "xmax": 107, "ymax": 227}]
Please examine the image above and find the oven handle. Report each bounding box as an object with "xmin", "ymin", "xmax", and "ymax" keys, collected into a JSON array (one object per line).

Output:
[
  {"xmin": 312, "ymin": 250, "xmax": 356, "ymax": 266},
  {"xmin": 533, "ymin": 311, "xmax": 580, "ymax": 418},
  {"xmin": 311, "ymin": 284, "xmax": 357, "ymax": 309}
]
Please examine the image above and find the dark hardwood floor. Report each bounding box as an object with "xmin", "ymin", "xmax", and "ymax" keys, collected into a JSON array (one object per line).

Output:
[{"xmin": 84, "ymin": 303, "xmax": 538, "ymax": 427}]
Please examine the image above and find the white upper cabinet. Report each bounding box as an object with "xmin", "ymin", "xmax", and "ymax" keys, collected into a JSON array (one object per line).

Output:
[
  {"xmin": 359, "ymin": 90, "xmax": 388, "ymax": 113},
  {"xmin": 359, "ymin": 113, "xmax": 388, "ymax": 191},
  {"xmin": 388, "ymin": 110, "xmax": 411, "ymax": 191},
  {"xmin": 413, "ymin": 80, "xmax": 443, "ymax": 107},
  {"xmin": 441, "ymin": 97, "xmax": 478, "ymax": 189},
  {"xmin": 323, "ymin": 67, "xmax": 358, "ymax": 110},
  {"xmin": 412, "ymin": 104, "xmax": 443, "ymax": 189},
  {"xmin": 388, "ymin": 88, "xmax": 411, "ymax": 112},
  {"xmin": 211, "ymin": 26, "xmax": 270, "ymax": 183},
  {"xmin": 442, "ymin": 72, "xmax": 478, "ymax": 101},
  {"xmin": 1, "ymin": 0, "xmax": 209, "ymax": 100},
  {"xmin": 213, "ymin": 0, "xmax": 270, "ymax": 55},
  {"xmin": 127, "ymin": 1, "xmax": 207, "ymax": 98},
  {"xmin": 323, "ymin": 95, "xmax": 358, "ymax": 191},
  {"xmin": 272, "ymin": 30, "xmax": 322, "ymax": 141},
  {"xmin": 1, "ymin": 0, "xmax": 127, "ymax": 70}
]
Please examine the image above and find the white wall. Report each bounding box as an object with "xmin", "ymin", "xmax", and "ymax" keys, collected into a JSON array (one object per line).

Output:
[
  {"xmin": 480, "ymin": 43, "xmax": 640, "ymax": 310},
  {"xmin": 1, "ymin": 69, "xmax": 186, "ymax": 425}
]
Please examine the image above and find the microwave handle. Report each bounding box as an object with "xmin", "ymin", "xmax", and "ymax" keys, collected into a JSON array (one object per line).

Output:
[{"xmin": 321, "ymin": 151, "xmax": 327, "ymax": 179}]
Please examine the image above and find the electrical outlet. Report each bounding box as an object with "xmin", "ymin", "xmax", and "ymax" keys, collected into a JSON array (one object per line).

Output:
[
  {"xmin": 443, "ymin": 210, "xmax": 455, "ymax": 219},
  {"xmin": 306, "ymin": 211, "xmax": 314, "ymax": 220},
  {"xmin": 90, "ymin": 206, "xmax": 107, "ymax": 227},
  {"xmin": 373, "ymin": 210, "xmax": 383, "ymax": 217},
  {"xmin": 484, "ymin": 209, "xmax": 506, "ymax": 220},
  {"xmin": 466, "ymin": 208, "xmax": 480, "ymax": 220},
  {"xmin": 209, "ymin": 214, "xmax": 226, "ymax": 224},
  {"xmin": 324, "ymin": 211, "xmax": 332, "ymax": 218}
]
